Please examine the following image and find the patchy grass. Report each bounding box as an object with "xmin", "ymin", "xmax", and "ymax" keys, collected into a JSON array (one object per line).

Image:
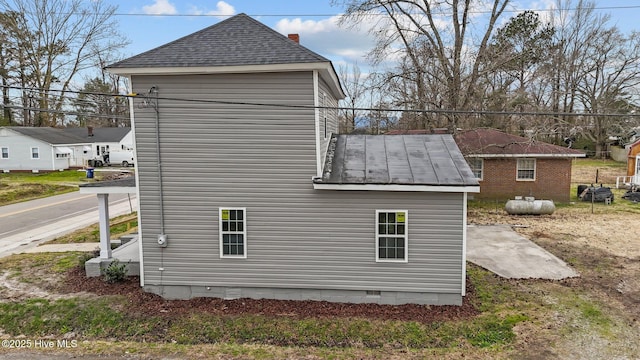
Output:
[
  {"xmin": 571, "ymin": 158, "xmax": 626, "ymax": 185},
  {"xmin": 0, "ymin": 170, "xmax": 95, "ymax": 206},
  {"xmin": 44, "ymin": 213, "xmax": 138, "ymax": 244},
  {"xmin": 0, "ymin": 183, "xmax": 76, "ymax": 206},
  {"xmin": 0, "ymin": 170, "xmax": 91, "ymax": 184},
  {"xmin": 0, "ymin": 252, "xmax": 528, "ymax": 358}
]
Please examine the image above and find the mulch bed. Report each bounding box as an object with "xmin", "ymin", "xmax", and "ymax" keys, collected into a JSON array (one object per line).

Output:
[{"xmin": 63, "ymin": 267, "xmax": 479, "ymax": 323}]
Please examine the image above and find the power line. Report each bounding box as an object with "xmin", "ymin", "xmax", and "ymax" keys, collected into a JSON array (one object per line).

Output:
[
  {"xmin": 25, "ymin": 5, "xmax": 640, "ymax": 18},
  {"xmin": 2, "ymin": 84, "xmax": 638, "ymax": 119}
]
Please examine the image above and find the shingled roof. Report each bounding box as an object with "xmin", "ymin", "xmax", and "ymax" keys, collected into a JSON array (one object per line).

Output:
[
  {"xmin": 8, "ymin": 127, "xmax": 87, "ymax": 145},
  {"xmin": 455, "ymin": 128, "xmax": 585, "ymax": 157},
  {"xmin": 7, "ymin": 127, "xmax": 130, "ymax": 145},
  {"xmin": 108, "ymin": 13, "xmax": 329, "ymax": 69},
  {"xmin": 315, "ymin": 134, "xmax": 479, "ymax": 188},
  {"xmin": 62, "ymin": 127, "xmax": 130, "ymax": 143}
]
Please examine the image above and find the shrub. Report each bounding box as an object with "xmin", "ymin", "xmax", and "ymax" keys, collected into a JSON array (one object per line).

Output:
[{"xmin": 102, "ymin": 259, "xmax": 127, "ymax": 283}]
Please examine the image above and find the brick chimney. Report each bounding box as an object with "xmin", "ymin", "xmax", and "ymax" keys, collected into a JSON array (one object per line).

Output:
[
  {"xmin": 87, "ymin": 126, "xmax": 94, "ymax": 137},
  {"xmin": 287, "ymin": 34, "xmax": 300, "ymax": 44}
]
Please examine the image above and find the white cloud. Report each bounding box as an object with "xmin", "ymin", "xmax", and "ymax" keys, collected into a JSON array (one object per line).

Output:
[
  {"xmin": 189, "ymin": 1, "xmax": 236, "ymax": 19},
  {"xmin": 207, "ymin": 1, "xmax": 235, "ymax": 17},
  {"xmin": 142, "ymin": 0, "xmax": 177, "ymax": 15},
  {"xmin": 275, "ymin": 15, "xmax": 375, "ymax": 64}
]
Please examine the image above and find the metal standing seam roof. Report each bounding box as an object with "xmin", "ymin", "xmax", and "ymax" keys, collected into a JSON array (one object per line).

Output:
[
  {"xmin": 318, "ymin": 134, "xmax": 479, "ymax": 186},
  {"xmin": 107, "ymin": 13, "xmax": 330, "ymax": 69}
]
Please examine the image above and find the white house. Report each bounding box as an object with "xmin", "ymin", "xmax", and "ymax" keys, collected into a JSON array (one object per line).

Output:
[{"xmin": 0, "ymin": 126, "xmax": 132, "ymax": 171}]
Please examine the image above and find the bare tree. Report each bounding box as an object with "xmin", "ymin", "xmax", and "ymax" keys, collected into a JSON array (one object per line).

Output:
[
  {"xmin": 337, "ymin": 62, "xmax": 367, "ymax": 133},
  {"xmin": 0, "ymin": 0, "xmax": 128, "ymax": 126},
  {"xmin": 337, "ymin": 0, "xmax": 511, "ymax": 131},
  {"xmin": 548, "ymin": 0, "xmax": 640, "ymax": 156}
]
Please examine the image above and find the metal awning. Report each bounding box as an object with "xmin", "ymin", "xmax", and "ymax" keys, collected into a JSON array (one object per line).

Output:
[{"xmin": 55, "ymin": 146, "xmax": 72, "ymax": 154}]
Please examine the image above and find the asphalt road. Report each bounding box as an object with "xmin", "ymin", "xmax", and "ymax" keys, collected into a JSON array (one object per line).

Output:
[{"xmin": 0, "ymin": 191, "xmax": 137, "ymax": 258}]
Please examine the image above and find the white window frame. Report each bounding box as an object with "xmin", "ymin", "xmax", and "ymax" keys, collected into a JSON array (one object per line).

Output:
[
  {"xmin": 468, "ymin": 158, "xmax": 483, "ymax": 180},
  {"xmin": 219, "ymin": 207, "xmax": 247, "ymax": 259},
  {"xmin": 516, "ymin": 158, "xmax": 536, "ymax": 181},
  {"xmin": 375, "ymin": 210, "xmax": 408, "ymax": 263},
  {"xmin": 31, "ymin": 147, "xmax": 39, "ymax": 159},
  {"xmin": 1, "ymin": 147, "xmax": 8, "ymax": 159}
]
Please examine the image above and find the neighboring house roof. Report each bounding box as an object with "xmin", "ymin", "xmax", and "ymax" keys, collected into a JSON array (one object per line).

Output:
[
  {"xmin": 315, "ymin": 134, "xmax": 479, "ymax": 188},
  {"xmin": 7, "ymin": 127, "xmax": 87, "ymax": 145},
  {"xmin": 106, "ymin": 13, "xmax": 345, "ymax": 99},
  {"xmin": 455, "ymin": 128, "xmax": 586, "ymax": 158},
  {"xmin": 3, "ymin": 127, "xmax": 130, "ymax": 145},
  {"xmin": 62, "ymin": 127, "xmax": 130, "ymax": 143}
]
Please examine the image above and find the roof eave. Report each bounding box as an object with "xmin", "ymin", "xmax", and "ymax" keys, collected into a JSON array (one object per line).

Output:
[
  {"xmin": 312, "ymin": 183, "xmax": 480, "ymax": 193},
  {"xmin": 465, "ymin": 153, "xmax": 586, "ymax": 158},
  {"xmin": 107, "ymin": 62, "xmax": 345, "ymax": 100}
]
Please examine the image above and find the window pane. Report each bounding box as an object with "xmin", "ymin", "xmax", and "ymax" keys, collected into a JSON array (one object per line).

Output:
[
  {"xmin": 397, "ymin": 224, "xmax": 405, "ymax": 235},
  {"xmin": 387, "ymin": 224, "xmax": 396, "ymax": 235},
  {"xmin": 388, "ymin": 213, "xmax": 396, "ymax": 223},
  {"xmin": 222, "ymin": 222, "xmax": 229, "ymax": 232},
  {"xmin": 237, "ymin": 210, "xmax": 243, "ymax": 220},
  {"xmin": 237, "ymin": 222, "xmax": 243, "ymax": 232},
  {"xmin": 379, "ymin": 237, "xmax": 387, "ymax": 247},
  {"xmin": 378, "ymin": 212, "xmax": 386, "ymax": 224},
  {"xmin": 230, "ymin": 210, "xmax": 236, "ymax": 220},
  {"xmin": 230, "ymin": 221, "xmax": 236, "ymax": 231},
  {"xmin": 388, "ymin": 248, "xmax": 396, "ymax": 259},
  {"xmin": 378, "ymin": 224, "xmax": 386, "ymax": 235}
]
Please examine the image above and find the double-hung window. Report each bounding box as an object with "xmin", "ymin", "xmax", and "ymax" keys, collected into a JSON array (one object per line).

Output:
[
  {"xmin": 219, "ymin": 208, "xmax": 246, "ymax": 258},
  {"xmin": 376, "ymin": 210, "xmax": 408, "ymax": 262},
  {"xmin": 468, "ymin": 158, "xmax": 483, "ymax": 180},
  {"xmin": 516, "ymin": 158, "xmax": 536, "ymax": 181},
  {"xmin": 1, "ymin": 147, "xmax": 8, "ymax": 159},
  {"xmin": 31, "ymin": 147, "xmax": 39, "ymax": 159}
]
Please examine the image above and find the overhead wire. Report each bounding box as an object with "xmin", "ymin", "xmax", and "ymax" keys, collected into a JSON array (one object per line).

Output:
[
  {"xmin": 18, "ymin": 5, "xmax": 640, "ymax": 18},
  {"xmin": 1, "ymin": 84, "xmax": 638, "ymax": 120}
]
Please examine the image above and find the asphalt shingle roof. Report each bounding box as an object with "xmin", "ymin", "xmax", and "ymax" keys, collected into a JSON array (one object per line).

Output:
[
  {"xmin": 455, "ymin": 128, "xmax": 585, "ymax": 156},
  {"xmin": 62, "ymin": 127, "xmax": 130, "ymax": 143},
  {"xmin": 318, "ymin": 134, "xmax": 479, "ymax": 186},
  {"xmin": 9, "ymin": 127, "xmax": 87, "ymax": 145},
  {"xmin": 108, "ymin": 13, "xmax": 329, "ymax": 69},
  {"xmin": 6, "ymin": 127, "xmax": 130, "ymax": 145}
]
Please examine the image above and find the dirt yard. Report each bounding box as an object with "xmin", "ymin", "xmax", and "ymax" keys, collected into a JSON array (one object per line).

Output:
[{"xmin": 466, "ymin": 159, "xmax": 640, "ymax": 359}]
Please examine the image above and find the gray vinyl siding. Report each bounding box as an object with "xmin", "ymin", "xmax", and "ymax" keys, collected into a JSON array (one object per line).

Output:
[
  {"xmin": 0, "ymin": 129, "xmax": 57, "ymax": 171},
  {"xmin": 131, "ymin": 71, "xmax": 464, "ymax": 297},
  {"xmin": 317, "ymin": 77, "xmax": 339, "ymax": 165}
]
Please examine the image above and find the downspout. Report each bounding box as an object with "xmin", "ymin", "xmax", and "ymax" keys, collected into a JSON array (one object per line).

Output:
[
  {"xmin": 150, "ymin": 86, "xmax": 166, "ymax": 236},
  {"xmin": 144, "ymin": 86, "xmax": 166, "ymax": 289}
]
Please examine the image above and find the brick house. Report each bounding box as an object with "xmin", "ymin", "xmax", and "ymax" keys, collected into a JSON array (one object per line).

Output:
[{"xmin": 454, "ymin": 129, "xmax": 585, "ymax": 202}]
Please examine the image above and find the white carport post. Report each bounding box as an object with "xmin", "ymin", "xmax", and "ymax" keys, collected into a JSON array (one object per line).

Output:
[{"xmin": 97, "ymin": 193, "xmax": 112, "ymax": 259}]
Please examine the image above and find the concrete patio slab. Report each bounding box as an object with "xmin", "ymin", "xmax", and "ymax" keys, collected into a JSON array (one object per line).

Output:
[
  {"xmin": 85, "ymin": 237, "xmax": 140, "ymax": 277},
  {"xmin": 467, "ymin": 224, "xmax": 579, "ymax": 280}
]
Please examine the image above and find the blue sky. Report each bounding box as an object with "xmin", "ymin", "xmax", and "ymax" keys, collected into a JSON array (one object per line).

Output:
[{"xmin": 110, "ymin": 0, "xmax": 640, "ymax": 70}]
